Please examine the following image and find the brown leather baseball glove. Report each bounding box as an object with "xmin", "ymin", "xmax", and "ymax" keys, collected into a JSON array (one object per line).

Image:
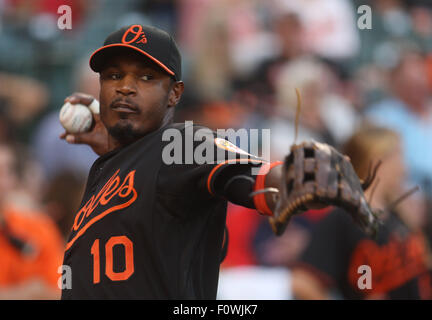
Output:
[{"xmin": 269, "ymin": 141, "xmax": 380, "ymax": 237}]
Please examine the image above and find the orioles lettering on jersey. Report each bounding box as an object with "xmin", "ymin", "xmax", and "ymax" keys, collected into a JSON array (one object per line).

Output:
[{"xmin": 66, "ymin": 169, "xmax": 137, "ymax": 251}]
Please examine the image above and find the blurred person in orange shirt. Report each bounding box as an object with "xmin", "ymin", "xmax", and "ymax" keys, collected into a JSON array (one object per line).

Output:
[{"xmin": 0, "ymin": 143, "xmax": 64, "ymax": 299}]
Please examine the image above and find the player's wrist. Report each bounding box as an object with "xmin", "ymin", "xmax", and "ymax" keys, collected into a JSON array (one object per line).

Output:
[{"xmin": 251, "ymin": 161, "xmax": 283, "ymax": 216}]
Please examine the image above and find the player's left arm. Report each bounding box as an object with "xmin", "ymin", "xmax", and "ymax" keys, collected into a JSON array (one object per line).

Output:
[{"xmin": 211, "ymin": 141, "xmax": 380, "ymax": 237}]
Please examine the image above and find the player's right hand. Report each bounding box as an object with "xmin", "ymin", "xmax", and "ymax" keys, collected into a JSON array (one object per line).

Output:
[{"xmin": 60, "ymin": 93, "xmax": 109, "ymax": 156}]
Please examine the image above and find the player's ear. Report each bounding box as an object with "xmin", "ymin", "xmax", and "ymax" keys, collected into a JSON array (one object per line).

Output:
[{"xmin": 168, "ymin": 81, "xmax": 184, "ymax": 107}]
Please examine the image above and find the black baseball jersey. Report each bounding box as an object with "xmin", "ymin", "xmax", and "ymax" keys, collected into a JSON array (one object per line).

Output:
[{"xmin": 61, "ymin": 122, "xmax": 263, "ymax": 299}]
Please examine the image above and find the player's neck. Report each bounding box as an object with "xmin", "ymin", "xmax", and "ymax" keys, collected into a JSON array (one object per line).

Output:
[
  {"xmin": 107, "ymin": 135, "xmax": 134, "ymax": 152},
  {"xmin": 107, "ymin": 120, "xmax": 172, "ymax": 151},
  {"xmin": 107, "ymin": 130, "xmax": 153, "ymax": 151}
]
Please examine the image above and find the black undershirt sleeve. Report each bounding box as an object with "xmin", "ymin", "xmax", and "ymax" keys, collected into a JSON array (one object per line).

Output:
[{"xmin": 211, "ymin": 164, "xmax": 257, "ymax": 209}]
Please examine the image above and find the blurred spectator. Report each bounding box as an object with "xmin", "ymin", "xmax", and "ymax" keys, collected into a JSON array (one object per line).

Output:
[
  {"xmin": 266, "ymin": 57, "xmax": 359, "ymax": 161},
  {"xmin": 355, "ymin": 0, "xmax": 432, "ymax": 67},
  {"xmin": 0, "ymin": 72, "xmax": 48, "ymax": 124},
  {"xmin": 184, "ymin": 100, "xmax": 251, "ymax": 132},
  {"xmin": 187, "ymin": 8, "xmax": 232, "ymax": 101},
  {"xmin": 135, "ymin": 0, "xmax": 178, "ymax": 34},
  {"xmin": 43, "ymin": 170, "xmax": 85, "ymax": 240},
  {"xmin": 0, "ymin": 108, "xmax": 14, "ymax": 144},
  {"xmin": 273, "ymin": 0, "xmax": 360, "ymax": 62},
  {"xmin": 184, "ymin": 0, "xmax": 276, "ymax": 101},
  {"xmin": 254, "ymin": 216, "xmax": 312, "ymax": 268},
  {"xmin": 366, "ymin": 51, "xmax": 432, "ymax": 193},
  {"xmin": 404, "ymin": 0, "xmax": 432, "ymax": 8},
  {"xmin": 0, "ymin": 72, "xmax": 49, "ymax": 142},
  {"xmin": 0, "ymin": 143, "xmax": 64, "ymax": 299},
  {"xmin": 351, "ymin": 63, "xmax": 391, "ymax": 110},
  {"xmin": 1, "ymin": 0, "xmax": 89, "ymax": 31},
  {"xmin": 234, "ymin": 11, "xmax": 306, "ymax": 118},
  {"xmin": 411, "ymin": 6, "xmax": 432, "ymax": 51},
  {"xmin": 292, "ymin": 126, "xmax": 432, "ymax": 300},
  {"xmin": 355, "ymin": 0, "xmax": 411, "ymax": 67},
  {"xmin": 7, "ymin": 144, "xmax": 46, "ymax": 211}
]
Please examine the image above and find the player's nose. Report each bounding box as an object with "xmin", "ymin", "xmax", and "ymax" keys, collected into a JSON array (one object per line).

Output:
[{"xmin": 116, "ymin": 75, "xmax": 137, "ymax": 96}]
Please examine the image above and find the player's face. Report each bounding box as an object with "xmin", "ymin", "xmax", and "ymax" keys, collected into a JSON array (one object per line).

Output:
[{"xmin": 99, "ymin": 50, "xmax": 180, "ymax": 146}]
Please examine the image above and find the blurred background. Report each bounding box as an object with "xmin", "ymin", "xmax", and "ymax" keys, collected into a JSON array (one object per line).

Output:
[{"xmin": 1, "ymin": 0, "xmax": 432, "ymax": 299}]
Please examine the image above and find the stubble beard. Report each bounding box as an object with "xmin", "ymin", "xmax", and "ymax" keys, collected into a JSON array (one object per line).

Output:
[{"xmin": 107, "ymin": 122, "xmax": 146, "ymax": 146}]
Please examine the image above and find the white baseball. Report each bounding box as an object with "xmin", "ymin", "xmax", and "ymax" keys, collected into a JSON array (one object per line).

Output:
[{"xmin": 59, "ymin": 102, "xmax": 93, "ymax": 133}]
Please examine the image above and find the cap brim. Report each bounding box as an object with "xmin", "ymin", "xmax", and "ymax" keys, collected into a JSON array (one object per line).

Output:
[{"xmin": 89, "ymin": 43, "xmax": 175, "ymax": 77}]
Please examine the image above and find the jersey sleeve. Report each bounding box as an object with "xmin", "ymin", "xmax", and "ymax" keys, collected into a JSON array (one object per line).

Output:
[{"xmin": 157, "ymin": 123, "xmax": 267, "ymax": 208}]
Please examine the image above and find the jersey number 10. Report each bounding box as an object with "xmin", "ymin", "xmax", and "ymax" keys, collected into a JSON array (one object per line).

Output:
[{"xmin": 90, "ymin": 236, "xmax": 134, "ymax": 283}]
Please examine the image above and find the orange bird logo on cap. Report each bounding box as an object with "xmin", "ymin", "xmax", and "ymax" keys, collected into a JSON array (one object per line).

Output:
[{"xmin": 122, "ymin": 25, "xmax": 148, "ymax": 44}]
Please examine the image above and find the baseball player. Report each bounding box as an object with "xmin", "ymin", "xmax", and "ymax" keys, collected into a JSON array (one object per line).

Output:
[{"xmin": 59, "ymin": 24, "xmax": 378, "ymax": 299}]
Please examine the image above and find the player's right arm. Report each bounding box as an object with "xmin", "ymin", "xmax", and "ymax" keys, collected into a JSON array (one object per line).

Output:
[{"xmin": 59, "ymin": 93, "xmax": 110, "ymax": 156}]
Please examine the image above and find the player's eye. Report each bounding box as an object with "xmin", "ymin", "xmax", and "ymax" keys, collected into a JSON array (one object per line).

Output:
[
  {"xmin": 102, "ymin": 72, "xmax": 121, "ymax": 80},
  {"xmin": 141, "ymin": 74, "xmax": 153, "ymax": 81},
  {"xmin": 110, "ymin": 73, "xmax": 122, "ymax": 80}
]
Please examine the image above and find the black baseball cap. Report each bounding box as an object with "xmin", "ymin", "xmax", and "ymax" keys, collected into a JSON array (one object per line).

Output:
[{"xmin": 89, "ymin": 24, "xmax": 182, "ymax": 81}]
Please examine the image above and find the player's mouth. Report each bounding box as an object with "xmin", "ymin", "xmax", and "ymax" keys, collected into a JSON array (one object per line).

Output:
[{"xmin": 111, "ymin": 101, "xmax": 139, "ymax": 114}]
